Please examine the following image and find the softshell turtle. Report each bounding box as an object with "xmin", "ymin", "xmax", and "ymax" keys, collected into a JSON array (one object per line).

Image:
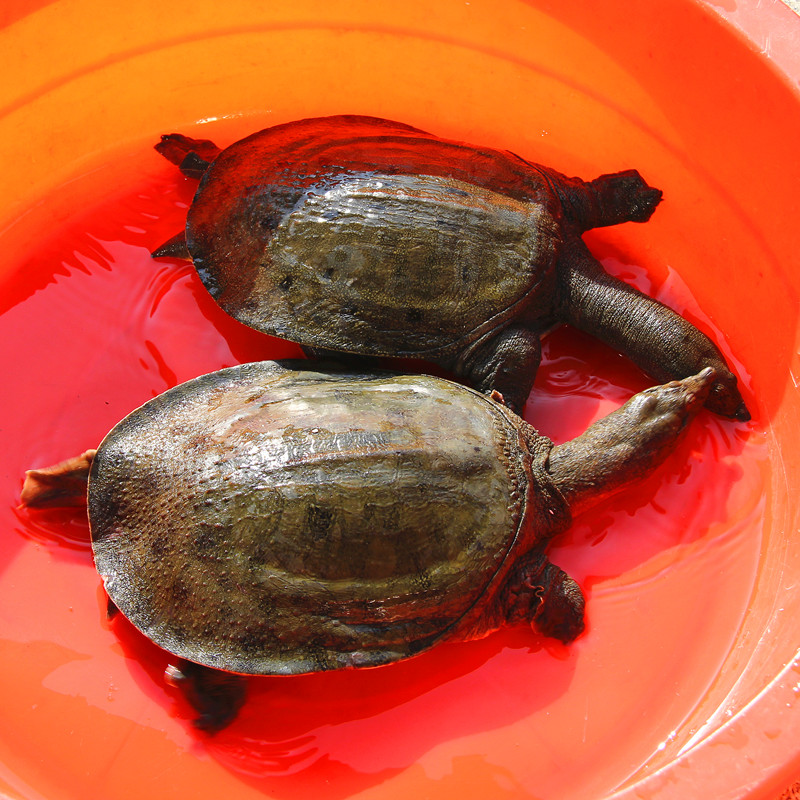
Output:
[
  {"xmin": 153, "ymin": 114, "xmax": 748, "ymax": 420},
  {"xmin": 22, "ymin": 361, "xmax": 716, "ymax": 731}
]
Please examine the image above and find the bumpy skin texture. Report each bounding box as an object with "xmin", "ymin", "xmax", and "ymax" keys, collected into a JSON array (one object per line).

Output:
[
  {"xmin": 154, "ymin": 115, "xmax": 749, "ymax": 420},
  {"xmin": 88, "ymin": 361, "xmax": 570, "ymax": 676}
]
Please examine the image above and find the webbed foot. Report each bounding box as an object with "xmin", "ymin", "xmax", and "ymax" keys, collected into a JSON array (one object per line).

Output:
[{"xmin": 165, "ymin": 660, "xmax": 247, "ymax": 732}]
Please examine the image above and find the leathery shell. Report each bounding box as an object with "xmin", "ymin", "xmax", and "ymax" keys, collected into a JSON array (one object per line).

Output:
[
  {"xmin": 87, "ymin": 361, "xmax": 562, "ymax": 675},
  {"xmin": 185, "ymin": 115, "xmax": 561, "ymax": 357},
  {"xmin": 213, "ymin": 173, "xmax": 558, "ymax": 357}
]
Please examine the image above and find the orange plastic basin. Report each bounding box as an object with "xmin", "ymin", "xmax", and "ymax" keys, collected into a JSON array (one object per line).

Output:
[{"xmin": 1, "ymin": 1, "xmax": 800, "ymax": 799}]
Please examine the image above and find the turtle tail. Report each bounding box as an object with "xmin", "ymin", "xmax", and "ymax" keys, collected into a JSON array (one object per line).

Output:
[
  {"xmin": 20, "ymin": 450, "xmax": 96, "ymax": 508},
  {"xmin": 152, "ymin": 231, "xmax": 190, "ymax": 259}
]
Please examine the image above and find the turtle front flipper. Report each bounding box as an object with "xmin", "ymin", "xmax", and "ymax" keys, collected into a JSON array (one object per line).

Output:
[
  {"xmin": 165, "ymin": 660, "xmax": 247, "ymax": 733},
  {"xmin": 556, "ymin": 236, "xmax": 750, "ymax": 421},
  {"xmin": 458, "ymin": 324, "xmax": 542, "ymax": 415},
  {"xmin": 530, "ymin": 562, "xmax": 585, "ymax": 643},
  {"xmin": 501, "ymin": 556, "xmax": 585, "ymax": 643},
  {"xmin": 155, "ymin": 133, "xmax": 222, "ymax": 178},
  {"xmin": 20, "ymin": 450, "xmax": 96, "ymax": 508}
]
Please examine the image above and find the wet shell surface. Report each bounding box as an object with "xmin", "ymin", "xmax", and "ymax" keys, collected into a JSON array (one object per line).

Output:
[
  {"xmin": 184, "ymin": 115, "xmax": 561, "ymax": 358},
  {"xmin": 88, "ymin": 361, "xmax": 563, "ymax": 675},
  {"xmin": 214, "ymin": 173, "xmax": 558, "ymax": 356}
]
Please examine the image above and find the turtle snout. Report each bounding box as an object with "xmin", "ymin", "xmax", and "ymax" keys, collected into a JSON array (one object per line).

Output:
[
  {"xmin": 705, "ymin": 368, "xmax": 751, "ymax": 422},
  {"xmin": 639, "ymin": 367, "xmax": 716, "ymax": 420},
  {"xmin": 676, "ymin": 365, "xmax": 751, "ymax": 422}
]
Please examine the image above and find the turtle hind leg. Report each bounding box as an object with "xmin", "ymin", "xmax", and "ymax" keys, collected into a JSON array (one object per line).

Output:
[
  {"xmin": 154, "ymin": 133, "xmax": 222, "ymax": 178},
  {"xmin": 20, "ymin": 450, "xmax": 96, "ymax": 508},
  {"xmin": 507, "ymin": 558, "xmax": 585, "ymax": 643},
  {"xmin": 165, "ymin": 660, "xmax": 247, "ymax": 733}
]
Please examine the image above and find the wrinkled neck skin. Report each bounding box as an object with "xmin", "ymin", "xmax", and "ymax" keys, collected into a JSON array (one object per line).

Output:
[
  {"xmin": 540, "ymin": 169, "xmax": 600, "ymax": 232},
  {"xmin": 546, "ymin": 411, "xmax": 657, "ymax": 519},
  {"xmin": 545, "ymin": 370, "xmax": 712, "ymax": 518},
  {"xmin": 538, "ymin": 164, "xmax": 662, "ymax": 232}
]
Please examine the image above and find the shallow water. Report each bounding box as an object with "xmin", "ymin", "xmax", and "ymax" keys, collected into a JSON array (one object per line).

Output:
[{"xmin": 0, "ymin": 150, "xmax": 766, "ymax": 800}]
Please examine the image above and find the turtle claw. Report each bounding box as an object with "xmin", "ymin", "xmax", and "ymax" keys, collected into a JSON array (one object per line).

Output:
[{"xmin": 106, "ymin": 595, "xmax": 120, "ymax": 620}]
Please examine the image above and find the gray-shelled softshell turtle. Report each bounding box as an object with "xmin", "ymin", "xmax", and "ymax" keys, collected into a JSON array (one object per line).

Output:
[
  {"xmin": 22, "ymin": 361, "xmax": 717, "ymax": 731},
  {"xmin": 153, "ymin": 115, "xmax": 749, "ymax": 420}
]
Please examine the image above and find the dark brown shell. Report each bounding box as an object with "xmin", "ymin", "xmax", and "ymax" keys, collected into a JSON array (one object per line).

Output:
[
  {"xmin": 87, "ymin": 361, "xmax": 565, "ymax": 675},
  {"xmin": 185, "ymin": 115, "xmax": 562, "ymax": 357}
]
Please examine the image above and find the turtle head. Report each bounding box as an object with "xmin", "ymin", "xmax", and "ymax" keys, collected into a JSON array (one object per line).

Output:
[
  {"xmin": 704, "ymin": 365, "xmax": 750, "ymax": 422},
  {"xmin": 505, "ymin": 557, "xmax": 586, "ymax": 644}
]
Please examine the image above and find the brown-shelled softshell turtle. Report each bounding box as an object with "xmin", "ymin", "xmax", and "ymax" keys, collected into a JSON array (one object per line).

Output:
[
  {"xmin": 22, "ymin": 361, "xmax": 717, "ymax": 731},
  {"xmin": 153, "ymin": 114, "xmax": 749, "ymax": 420}
]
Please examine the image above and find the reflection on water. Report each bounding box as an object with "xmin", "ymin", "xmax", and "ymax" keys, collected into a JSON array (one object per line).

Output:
[{"xmin": 0, "ymin": 160, "xmax": 766, "ymax": 800}]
